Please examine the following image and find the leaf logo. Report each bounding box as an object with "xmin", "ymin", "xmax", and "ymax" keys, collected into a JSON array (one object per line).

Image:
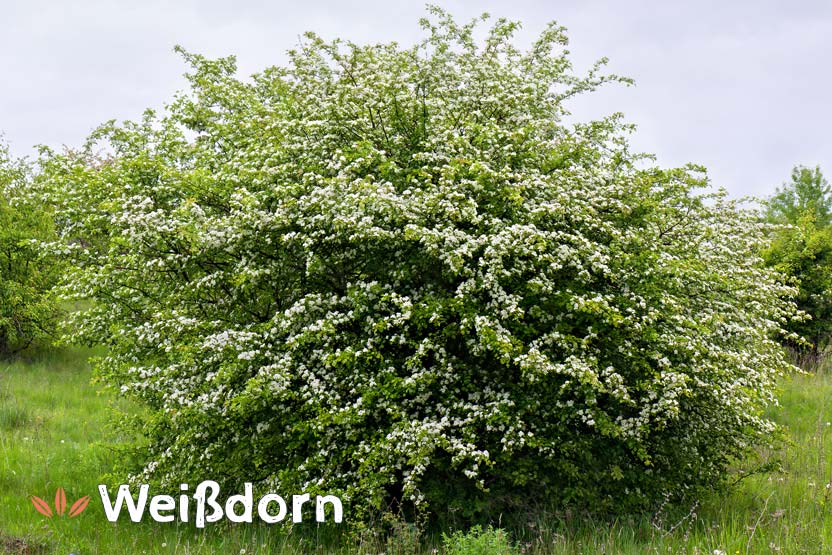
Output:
[
  {"xmin": 55, "ymin": 487, "xmax": 66, "ymax": 516},
  {"xmin": 30, "ymin": 488, "xmax": 91, "ymax": 518},
  {"xmin": 68, "ymin": 495, "xmax": 92, "ymax": 517}
]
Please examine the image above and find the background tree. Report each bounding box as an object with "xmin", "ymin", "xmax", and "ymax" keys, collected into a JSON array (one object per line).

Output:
[
  {"xmin": 767, "ymin": 166, "xmax": 832, "ymax": 227},
  {"xmin": 764, "ymin": 165, "xmax": 832, "ymax": 360},
  {"xmin": 41, "ymin": 9, "xmax": 795, "ymax": 521},
  {"xmin": 0, "ymin": 145, "xmax": 60, "ymax": 357}
]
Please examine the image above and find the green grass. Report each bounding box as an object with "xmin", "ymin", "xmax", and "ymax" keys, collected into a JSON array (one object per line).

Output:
[{"xmin": 1, "ymin": 349, "xmax": 831, "ymax": 554}]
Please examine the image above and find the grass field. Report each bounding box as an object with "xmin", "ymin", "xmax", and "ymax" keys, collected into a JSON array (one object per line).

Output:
[{"xmin": 1, "ymin": 348, "xmax": 831, "ymax": 554}]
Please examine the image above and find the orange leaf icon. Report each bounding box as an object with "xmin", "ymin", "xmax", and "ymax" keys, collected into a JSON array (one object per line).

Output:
[
  {"xmin": 54, "ymin": 487, "xmax": 67, "ymax": 516},
  {"xmin": 30, "ymin": 496, "xmax": 53, "ymax": 518},
  {"xmin": 68, "ymin": 495, "xmax": 91, "ymax": 518}
]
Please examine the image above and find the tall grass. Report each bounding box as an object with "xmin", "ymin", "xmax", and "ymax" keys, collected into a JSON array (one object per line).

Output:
[{"xmin": 1, "ymin": 349, "xmax": 831, "ymax": 554}]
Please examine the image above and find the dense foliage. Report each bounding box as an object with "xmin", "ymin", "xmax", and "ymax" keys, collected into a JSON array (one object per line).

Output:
[
  {"xmin": 40, "ymin": 10, "xmax": 795, "ymax": 520},
  {"xmin": 765, "ymin": 166, "xmax": 832, "ymax": 358},
  {"xmin": 767, "ymin": 166, "xmax": 832, "ymax": 228},
  {"xmin": 0, "ymin": 146, "xmax": 59, "ymax": 357}
]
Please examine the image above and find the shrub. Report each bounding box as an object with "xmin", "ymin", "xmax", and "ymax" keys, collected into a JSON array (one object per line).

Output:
[
  {"xmin": 442, "ymin": 526, "xmax": 516, "ymax": 555},
  {"xmin": 42, "ymin": 9, "xmax": 795, "ymax": 520},
  {"xmin": 764, "ymin": 166, "xmax": 832, "ymax": 359},
  {"xmin": 0, "ymin": 146, "xmax": 59, "ymax": 357}
]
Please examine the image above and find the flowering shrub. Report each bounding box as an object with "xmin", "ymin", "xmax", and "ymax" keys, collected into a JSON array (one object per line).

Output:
[
  {"xmin": 0, "ymin": 146, "xmax": 59, "ymax": 357},
  {"xmin": 41, "ymin": 9, "xmax": 795, "ymax": 519}
]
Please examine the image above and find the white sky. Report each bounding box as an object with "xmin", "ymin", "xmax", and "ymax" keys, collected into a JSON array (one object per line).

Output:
[{"xmin": 2, "ymin": 0, "xmax": 830, "ymax": 198}]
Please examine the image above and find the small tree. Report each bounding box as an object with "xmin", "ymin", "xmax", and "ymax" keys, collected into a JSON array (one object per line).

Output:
[
  {"xmin": 43, "ymin": 9, "xmax": 795, "ymax": 520},
  {"xmin": 764, "ymin": 165, "xmax": 832, "ymax": 359},
  {"xmin": 0, "ymin": 145, "xmax": 59, "ymax": 356},
  {"xmin": 767, "ymin": 166, "xmax": 832, "ymax": 227}
]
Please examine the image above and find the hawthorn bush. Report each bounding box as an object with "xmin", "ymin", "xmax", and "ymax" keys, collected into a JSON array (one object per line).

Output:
[
  {"xmin": 0, "ymin": 146, "xmax": 59, "ymax": 357},
  {"xmin": 41, "ymin": 10, "xmax": 795, "ymax": 520}
]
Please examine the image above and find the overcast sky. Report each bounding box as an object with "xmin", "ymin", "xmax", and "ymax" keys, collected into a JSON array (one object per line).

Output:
[{"xmin": 2, "ymin": 1, "xmax": 830, "ymax": 198}]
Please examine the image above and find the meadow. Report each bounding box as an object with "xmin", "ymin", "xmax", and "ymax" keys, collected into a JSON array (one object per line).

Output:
[{"xmin": 0, "ymin": 347, "xmax": 830, "ymax": 554}]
